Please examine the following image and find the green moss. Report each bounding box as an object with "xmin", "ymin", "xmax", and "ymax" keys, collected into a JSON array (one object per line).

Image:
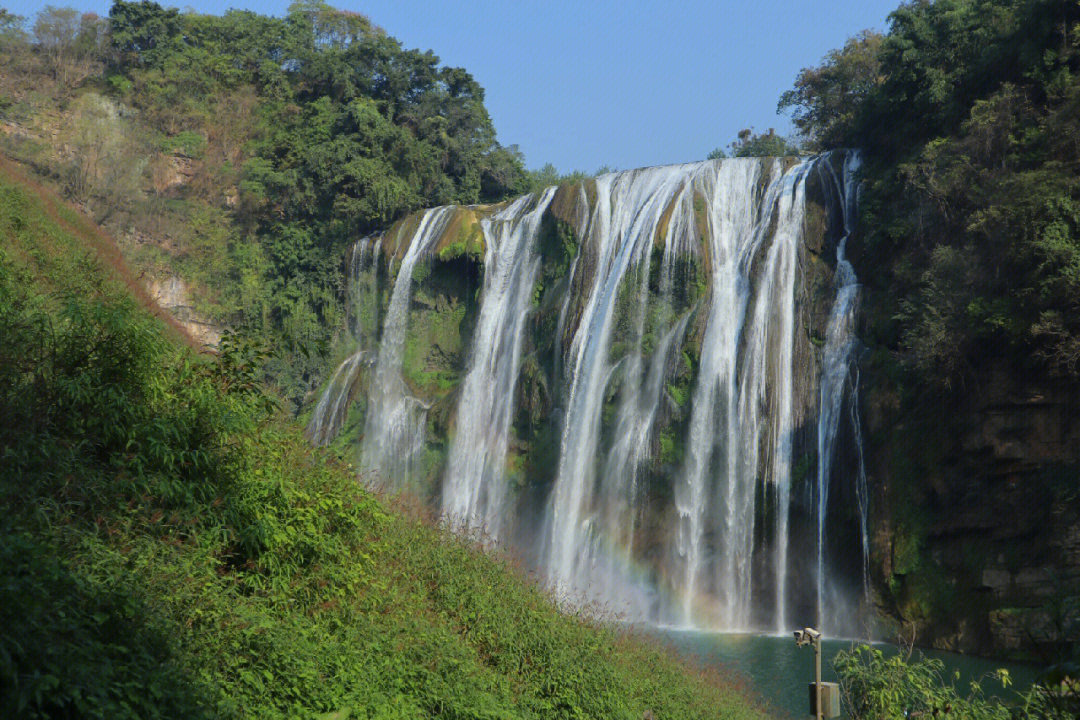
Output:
[
  {"xmin": 658, "ymin": 429, "xmax": 684, "ymax": 466},
  {"xmin": 412, "ymin": 259, "xmax": 432, "ymax": 284},
  {"xmin": 436, "ymin": 215, "xmax": 485, "ymax": 262},
  {"xmin": 666, "ymin": 381, "xmax": 688, "ymax": 408},
  {"xmin": 401, "ymin": 290, "xmax": 466, "ymax": 398},
  {"xmin": 790, "ymin": 453, "xmax": 816, "ymax": 500},
  {"xmin": 533, "ymin": 214, "xmax": 578, "ymax": 308}
]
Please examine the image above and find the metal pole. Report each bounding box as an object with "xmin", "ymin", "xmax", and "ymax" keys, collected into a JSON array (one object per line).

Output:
[{"xmin": 814, "ymin": 635, "xmax": 822, "ymax": 720}]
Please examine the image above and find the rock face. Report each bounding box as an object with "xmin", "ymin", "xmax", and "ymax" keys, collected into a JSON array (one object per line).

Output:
[
  {"xmin": 144, "ymin": 273, "xmax": 222, "ymax": 349},
  {"xmin": 862, "ymin": 328, "xmax": 1080, "ymax": 660},
  {"xmin": 307, "ymin": 154, "xmax": 873, "ymax": 634}
]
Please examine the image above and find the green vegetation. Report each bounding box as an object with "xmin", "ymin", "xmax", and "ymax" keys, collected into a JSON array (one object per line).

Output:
[
  {"xmin": 708, "ymin": 128, "xmax": 801, "ymax": 159},
  {"xmin": 0, "ymin": 1, "xmax": 536, "ymax": 411},
  {"xmin": 0, "ymin": 128, "xmax": 766, "ymax": 720},
  {"xmin": 835, "ymin": 645, "xmax": 1077, "ymax": 719},
  {"xmin": 781, "ymin": 0, "xmax": 1080, "ymax": 386},
  {"xmin": 526, "ymin": 162, "xmax": 617, "ymax": 188}
]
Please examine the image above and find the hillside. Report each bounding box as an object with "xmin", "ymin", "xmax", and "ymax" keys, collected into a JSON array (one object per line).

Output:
[
  {"xmin": 0, "ymin": 155, "xmax": 768, "ymax": 718},
  {"xmin": 0, "ymin": 0, "xmax": 543, "ymax": 412}
]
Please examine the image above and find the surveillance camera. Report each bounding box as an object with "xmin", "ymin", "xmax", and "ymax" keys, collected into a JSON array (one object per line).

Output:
[{"xmin": 794, "ymin": 627, "xmax": 821, "ymax": 646}]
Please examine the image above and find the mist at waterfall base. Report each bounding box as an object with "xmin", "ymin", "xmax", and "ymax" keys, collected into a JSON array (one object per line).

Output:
[{"xmin": 309, "ymin": 152, "xmax": 872, "ymax": 639}]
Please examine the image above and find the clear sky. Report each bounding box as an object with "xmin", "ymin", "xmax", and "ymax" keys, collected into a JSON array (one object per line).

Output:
[{"xmin": 7, "ymin": 0, "xmax": 901, "ymax": 173}]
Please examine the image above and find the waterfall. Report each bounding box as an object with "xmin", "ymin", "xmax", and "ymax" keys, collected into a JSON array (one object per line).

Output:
[
  {"xmin": 674, "ymin": 159, "xmax": 814, "ymax": 630},
  {"xmin": 308, "ymin": 238, "xmax": 380, "ymax": 447},
  {"xmin": 310, "ymin": 153, "xmax": 869, "ymax": 633},
  {"xmin": 545, "ymin": 165, "xmax": 701, "ymax": 607},
  {"xmin": 442, "ymin": 189, "xmax": 556, "ymax": 537},
  {"xmin": 308, "ymin": 350, "xmax": 368, "ymax": 446},
  {"xmin": 360, "ymin": 206, "xmax": 453, "ymax": 489},
  {"xmin": 814, "ymin": 151, "xmax": 864, "ymax": 633}
]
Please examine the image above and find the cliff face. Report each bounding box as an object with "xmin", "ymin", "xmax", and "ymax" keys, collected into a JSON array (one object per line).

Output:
[
  {"xmin": 144, "ymin": 273, "xmax": 222, "ymax": 348},
  {"xmin": 861, "ymin": 309, "xmax": 1080, "ymax": 660}
]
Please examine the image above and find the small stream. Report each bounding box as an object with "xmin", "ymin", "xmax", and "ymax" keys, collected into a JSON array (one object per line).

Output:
[{"xmin": 660, "ymin": 630, "xmax": 1040, "ymax": 718}]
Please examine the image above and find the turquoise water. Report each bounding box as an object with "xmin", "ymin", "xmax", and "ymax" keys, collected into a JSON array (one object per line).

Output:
[{"xmin": 659, "ymin": 630, "xmax": 1040, "ymax": 718}]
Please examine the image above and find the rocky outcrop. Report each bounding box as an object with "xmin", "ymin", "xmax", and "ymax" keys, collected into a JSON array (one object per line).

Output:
[
  {"xmin": 144, "ymin": 273, "xmax": 222, "ymax": 349},
  {"xmin": 863, "ymin": 344, "xmax": 1080, "ymax": 660}
]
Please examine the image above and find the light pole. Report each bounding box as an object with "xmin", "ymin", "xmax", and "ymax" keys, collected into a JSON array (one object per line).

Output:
[{"xmin": 794, "ymin": 627, "xmax": 823, "ymax": 720}]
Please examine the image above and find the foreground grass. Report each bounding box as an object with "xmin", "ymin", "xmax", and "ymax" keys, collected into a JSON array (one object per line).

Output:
[{"xmin": 0, "ymin": 163, "xmax": 767, "ymax": 719}]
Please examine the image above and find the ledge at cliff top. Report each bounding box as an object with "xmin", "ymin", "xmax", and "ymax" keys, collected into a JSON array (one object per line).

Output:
[{"xmin": 308, "ymin": 152, "xmax": 871, "ymax": 636}]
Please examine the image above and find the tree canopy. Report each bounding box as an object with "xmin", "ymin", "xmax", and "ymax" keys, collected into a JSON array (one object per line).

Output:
[
  {"xmin": 780, "ymin": 0, "xmax": 1080, "ymax": 385},
  {"xmin": 87, "ymin": 0, "xmax": 531, "ymax": 407}
]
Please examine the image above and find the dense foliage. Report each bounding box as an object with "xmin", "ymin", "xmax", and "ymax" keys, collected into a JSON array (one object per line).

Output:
[
  {"xmin": 707, "ymin": 128, "xmax": 802, "ymax": 159},
  {"xmin": 0, "ymin": 1, "xmax": 538, "ymax": 409},
  {"xmin": 834, "ymin": 645, "xmax": 1078, "ymax": 719},
  {"xmin": 0, "ymin": 155, "xmax": 766, "ymax": 718},
  {"xmin": 780, "ymin": 0, "xmax": 1080, "ymax": 664},
  {"xmin": 781, "ymin": 0, "xmax": 1080, "ymax": 385}
]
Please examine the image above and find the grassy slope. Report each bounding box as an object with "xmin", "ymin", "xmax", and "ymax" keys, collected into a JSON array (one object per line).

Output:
[{"xmin": 0, "ymin": 159, "xmax": 766, "ymax": 720}]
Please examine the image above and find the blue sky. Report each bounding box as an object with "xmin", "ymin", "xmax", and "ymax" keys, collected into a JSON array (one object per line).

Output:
[{"xmin": 8, "ymin": 0, "xmax": 901, "ymax": 172}]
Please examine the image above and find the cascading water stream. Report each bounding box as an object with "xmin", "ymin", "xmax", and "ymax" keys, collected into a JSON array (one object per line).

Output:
[
  {"xmin": 308, "ymin": 237, "xmax": 381, "ymax": 447},
  {"xmin": 673, "ymin": 159, "xmax": 817, "ymax": 630},
  {"xmin": 442, "ymin": 188, "xmax": 556, "ymax": 537},
  {"xmin": 814, "ymin": 151, "xmax": 864, "ymax": 632},
  {"xmin": 673, "ymin": 160, "xmax": 765, "ymax": 627},
  {"xmin": 361, "ymin": 206, "xmax": 454, "ymax": 489},
  {"xmin": 308, "ymin": 350, "xmax": 368, "ymax": 446},
  {"xmin": 545, "ymin": 165, "xmax": 702, "ymax": 602}
]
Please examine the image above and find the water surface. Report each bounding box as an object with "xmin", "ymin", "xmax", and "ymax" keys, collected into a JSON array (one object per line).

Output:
[{"xmin": 660, "ymin": 630, "xmax": 1039, "ymax": 718}]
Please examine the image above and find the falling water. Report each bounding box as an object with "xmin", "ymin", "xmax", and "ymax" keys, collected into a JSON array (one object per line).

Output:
[
  {"xmin": 674, "ymin": 159, "xmax": 816, "ymax": 630},
  {"xmin": 360, "ymin": 206, "xmax": 454, "ymax": 489},
  {"xmin": 308, "ymin": 350, "xmax": 368, "ymax": 446},
  {"xmin": 442, "ymin": 189, "xmax": 556, "ymax": 536},
  {"xmin": 814, "ymin": 152, "xmax": 863, "ymax": 632},
  {"xmin": 310, "ymin": 153, "xmax": 868, "ymax": 633},
  {"xmin": 545, "ymin": 165, "xmax": 702, "ymax": 604},
  {"xmin": 309, "ymin": 238, "xmax": 380, "ymax": 447},
  {"xmin": 851, "ymin": 366, "xmax": 871, "ymax": 605}
]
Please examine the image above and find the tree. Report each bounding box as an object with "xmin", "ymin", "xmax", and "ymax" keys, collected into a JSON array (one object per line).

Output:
[
  {"xmin": 778, "ymin": 29, "xmax": 883, "ymax": 150},
  {"xmin": 287, "ymin": 0, "xmax": 374, "ymax": 49},
  {"xmin": 0, "ymin": 9, "xmax": 28, "ymax": 59},
  {"xmin": 0, "ymin": 8, "xmax": 25, "ymax": 41},
  {"xmin": 727, "ymin": 128, "xmax": 801, "ymax": 157},
  {"xmin": 108, "ymin": 0, "xmax": 182, "ymax": 68},
  {"xmin": 33, "ymin": 6, "xmax": 80, "ymax": 84}
]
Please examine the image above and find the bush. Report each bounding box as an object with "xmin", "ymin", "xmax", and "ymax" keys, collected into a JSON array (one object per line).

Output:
[{"xmin": 835, "ymin": 645, "xmax": 1078, "ymax": 720}]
